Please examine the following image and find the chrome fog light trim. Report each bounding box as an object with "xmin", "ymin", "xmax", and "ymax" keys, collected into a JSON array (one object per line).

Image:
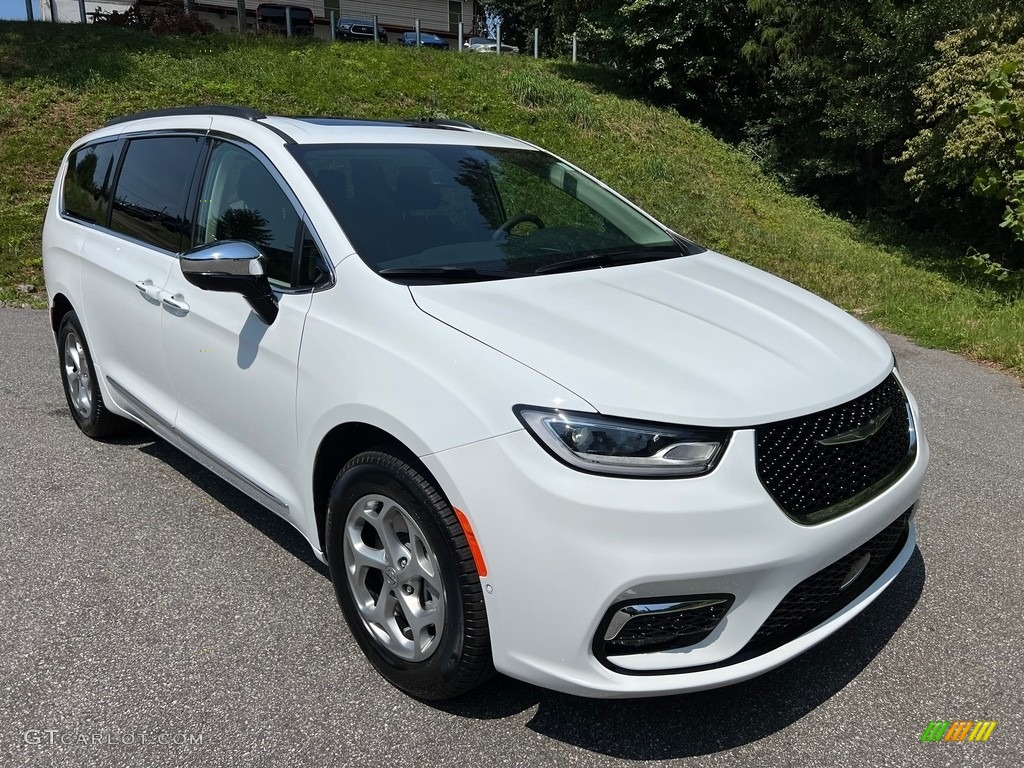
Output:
[{"xmin": 604, "ymin": 598, "xmax": 731, "ymax": 642}]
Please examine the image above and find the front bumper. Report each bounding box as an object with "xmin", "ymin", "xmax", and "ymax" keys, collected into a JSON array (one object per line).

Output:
[{"xmin": 421, "ymin": 401, "xmax": 928, "ymax": 698}]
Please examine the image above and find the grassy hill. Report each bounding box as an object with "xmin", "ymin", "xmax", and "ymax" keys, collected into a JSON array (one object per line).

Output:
[{"xmin": 2, "ymin": 21, "xmax": 1022, "ymax": 377}]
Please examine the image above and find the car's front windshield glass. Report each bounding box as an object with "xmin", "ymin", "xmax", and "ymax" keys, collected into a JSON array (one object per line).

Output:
[{"xmin": 291, "ymin": 143, "xmax": 686, "ymax": 281}]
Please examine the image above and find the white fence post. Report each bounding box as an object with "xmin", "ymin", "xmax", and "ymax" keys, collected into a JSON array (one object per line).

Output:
[
  {"xmin": 496, "ymin": 24, "xmax": 501, "ymax": 55},
  {"xmin": 457, "ymin": 21, "xmax": 463, "ymax": 51},
  {"xmin": 79, "ymin": 0, "xmax": 87, "ymax": 23},
  {"xmin": 572, "ymin": 33, "xmax": 577, "ymax": 63},
  {"xmin": 415, "ymin": 18, "xmax": 420, "ymax": 46}
]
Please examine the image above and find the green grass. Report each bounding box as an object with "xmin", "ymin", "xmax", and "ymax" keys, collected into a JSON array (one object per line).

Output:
[{"xmin": 2, "ymin": 21, "xmax": 1022, "ymax": 378}]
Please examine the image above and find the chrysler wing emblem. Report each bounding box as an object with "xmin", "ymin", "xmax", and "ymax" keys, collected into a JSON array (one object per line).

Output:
[{"xmin": 818, "ymin": 406, "xmax": 892, "ymax": 446}]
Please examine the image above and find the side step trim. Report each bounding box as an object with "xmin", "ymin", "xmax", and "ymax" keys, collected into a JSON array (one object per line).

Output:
[{"xmin": 107, "ymin": 377, "xmax": 291, "ymax": 517}]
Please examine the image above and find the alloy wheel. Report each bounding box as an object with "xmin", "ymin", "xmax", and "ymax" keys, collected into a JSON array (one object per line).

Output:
[
  {"xmin": 343, "ymin": 493, "xmax": 446, "ymax": 662},
  {"xmin": 63, "ymin": 330, "xmax": 93, "ymax": 419}
]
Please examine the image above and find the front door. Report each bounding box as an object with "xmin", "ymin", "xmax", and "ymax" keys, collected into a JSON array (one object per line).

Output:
[{"xmin": 161, "ymin": 139, "xmax": 322, "ymax": 515}]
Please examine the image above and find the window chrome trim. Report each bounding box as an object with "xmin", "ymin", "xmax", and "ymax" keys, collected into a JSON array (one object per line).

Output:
[{"xmin": 55, "ymin": 216, "xmax": 184, "ymax": 260}]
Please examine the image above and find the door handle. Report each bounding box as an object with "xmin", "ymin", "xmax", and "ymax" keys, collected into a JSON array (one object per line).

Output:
[
  {"xmin": 161, "ymin": 293, "xmax": 190, "ymax": 314},
  {"xmin": 134, "ymin": 279, "xmax": 162, "ymax": 300}
]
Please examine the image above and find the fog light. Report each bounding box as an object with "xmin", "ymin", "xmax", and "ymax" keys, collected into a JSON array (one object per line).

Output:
[{"xmin": 600, "ymin": 596, "xmax": 733, "ymax": 655}]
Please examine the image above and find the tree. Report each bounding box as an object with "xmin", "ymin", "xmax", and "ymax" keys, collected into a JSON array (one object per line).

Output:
[
  {"xmin": 899, "ymin": 11, "xmax": 1024, "ymax": 274},
  {"xmin": 741, "ymin": 0, "xmax": 1001, "ymax": 216},
  {"xmin": 969, "ymin": 65, "xmax": 1024, "ymax": 281},
  {"xmin": 574, "ymin": 0, "xmax": 756, "ymax": 132}
]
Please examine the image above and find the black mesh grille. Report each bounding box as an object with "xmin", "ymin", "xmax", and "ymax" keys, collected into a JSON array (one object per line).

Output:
[
  {"xmin": 743, "ymin": 509, "xmax": 912, "ymax": 654},
  {"xmin": 606, "ymin": 601, "xmax": 731, "ymax": 655},
  {"xmin": 755, "ymin": 374, "xmax": 914, "ymax": 524}
]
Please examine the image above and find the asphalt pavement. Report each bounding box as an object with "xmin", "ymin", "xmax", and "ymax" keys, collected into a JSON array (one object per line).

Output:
[{"xmin": 1, "ymin": 307, "xmax": 1021, "ymax": 767}]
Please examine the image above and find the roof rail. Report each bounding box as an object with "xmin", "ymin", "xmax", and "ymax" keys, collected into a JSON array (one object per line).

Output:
[
  {"xmin": 407, "ymin": 117, "xmax": 482, "ymax": 131},
  {"xmin": 105, "ymin": 105, "xmax": 267, "ymax": 127},
  {"xmin": 285, "ymin": 115, "xmax": 483, "ymax": 131}
]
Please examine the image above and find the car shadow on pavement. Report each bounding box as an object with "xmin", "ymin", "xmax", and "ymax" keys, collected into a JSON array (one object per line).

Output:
[
  {"xmin": 433, "ymin": 549, "xmax": 926, "ymax": 760},
  {"xmin": 135, "ymin": 434, "xmax": 331, "ymax": 580}
]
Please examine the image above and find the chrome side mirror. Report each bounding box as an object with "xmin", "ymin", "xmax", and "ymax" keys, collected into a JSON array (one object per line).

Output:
[{"xmin": 180, "ymin": 241, "xmax": 279, "ymax": 325}]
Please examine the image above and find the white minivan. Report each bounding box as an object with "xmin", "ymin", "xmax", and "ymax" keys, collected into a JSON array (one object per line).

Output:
[{"xmin": 43, "ymin": 106, "xmax": 928, "ymax": 699}]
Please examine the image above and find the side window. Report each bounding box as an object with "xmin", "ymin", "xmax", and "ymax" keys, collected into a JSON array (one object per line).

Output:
[
  {"xmin": 62, "ymin": 141, "xmax": 117, "ymax": 224},
  {"xmin": 448, "ymin": 0, "xmax": 461, "ymax": 34},
  {"xmin": 195, "ymin": 141, "xmax": 300, "ymax": 287},
  {"xmin": 110, "ymin": 136, "xmax": 203, "ymax": 252}
]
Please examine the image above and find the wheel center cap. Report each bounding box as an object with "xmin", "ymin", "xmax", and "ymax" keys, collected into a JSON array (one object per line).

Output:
[{"xmin": 384, "ymin": 566, "xmax": 398, "ymax": 586}]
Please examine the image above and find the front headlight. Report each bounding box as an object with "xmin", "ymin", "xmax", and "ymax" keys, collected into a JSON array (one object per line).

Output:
[{"xmin": 515, "ymin": 407, "xmax": 730, "ymax": 478}]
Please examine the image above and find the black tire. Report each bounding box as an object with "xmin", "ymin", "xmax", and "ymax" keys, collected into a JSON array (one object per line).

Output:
[
  {"xmin": 325, "ymin": 448, "xmax": 493, "ymax": 700},
  {"xmin": 56, "ymin": 311, "xmax": 127, "ymax": 439}
]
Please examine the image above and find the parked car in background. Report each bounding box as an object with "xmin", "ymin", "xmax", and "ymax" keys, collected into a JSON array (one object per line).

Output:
[
  {"xmin": 464, "ymin": 36, "xmax": 519, "ymax": 54},
  {"xmin": 256, "ymin": 4, "xmax": 314, "ymax": 36},
  {"xmin": 397, "ymin": 31, "xmax": 449, "ymax": 49},
  {"xmin": 336, "ymin": 17, "xmax": 387, "ymax": 43}
]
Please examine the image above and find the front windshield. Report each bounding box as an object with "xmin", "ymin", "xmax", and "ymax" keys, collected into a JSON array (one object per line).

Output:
[{"xmin": 291, "ymin": 144, "xmax": 686, "ymax": 280}]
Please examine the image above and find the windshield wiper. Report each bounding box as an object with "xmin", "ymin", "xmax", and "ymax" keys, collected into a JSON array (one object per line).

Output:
[
  {"xmin": 378, "ymin": 266, "xmax": 521, "ymax": 282},
  {"xmin": 534, "ymin": 245, "xmax": 682, "ymax": 275}
]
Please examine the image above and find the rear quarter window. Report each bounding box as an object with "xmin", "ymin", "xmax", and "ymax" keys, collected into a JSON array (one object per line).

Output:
[{"xmin": 62, "ymin": 141, "xmax": 118, "ymax": 224}]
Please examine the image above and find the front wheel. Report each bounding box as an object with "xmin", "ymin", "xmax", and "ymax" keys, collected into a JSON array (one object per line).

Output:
[{"xmin": 325, "ymin": 449, "xmax": 493, "ymax": 699}]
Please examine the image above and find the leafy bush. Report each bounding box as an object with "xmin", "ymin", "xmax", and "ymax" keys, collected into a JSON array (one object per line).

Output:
[
  {"xmin": 899, "ymin": 13, "xmax": 1024, "ymax": 270},
  {"xmin": 962, "ymin": 65, "xmax": 1024, "ymax": 291},
  {"xmin": 899, "ymin": 16, "xmax": 1024, "ymax": 199}
]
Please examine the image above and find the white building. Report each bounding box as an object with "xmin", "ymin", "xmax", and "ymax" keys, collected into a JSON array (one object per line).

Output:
[
  {"xmin": 40, "ymin": 0, "xmax": 133, "ymax": 22},
  {"xmin": 41, "ymin": 0, "xmax": 479, "ymax": 37}
]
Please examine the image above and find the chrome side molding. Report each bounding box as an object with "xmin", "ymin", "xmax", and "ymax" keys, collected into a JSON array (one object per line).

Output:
[{"xmin": 106, "ymin": 377, "xmax": 291, "ymax": 517}]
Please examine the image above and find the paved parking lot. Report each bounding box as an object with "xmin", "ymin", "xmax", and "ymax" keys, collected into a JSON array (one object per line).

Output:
[{"xmin": 1, "ymin": 307, "xmax": 1021, "ymax": 767}]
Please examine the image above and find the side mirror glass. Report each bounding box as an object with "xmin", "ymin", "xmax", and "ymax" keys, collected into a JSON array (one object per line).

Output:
[{"xmin": 180, "ymin": 241, "xmax": 279, "ymax": 324}]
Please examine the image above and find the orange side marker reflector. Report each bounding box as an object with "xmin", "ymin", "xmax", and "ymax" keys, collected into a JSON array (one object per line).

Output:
[{"xmin": 453, "ymin": 507, "xmax": 488, "ymax": 578}]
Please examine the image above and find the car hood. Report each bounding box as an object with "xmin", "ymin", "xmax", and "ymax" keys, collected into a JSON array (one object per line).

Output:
[{"xmin": 410, "ymin": 252, "xmax": 894, "ymax": 426}]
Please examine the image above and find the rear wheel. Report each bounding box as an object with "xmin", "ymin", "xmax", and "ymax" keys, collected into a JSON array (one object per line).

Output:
[
  {"xmin": 325, "ymin": 449, "xmax": 493, "ymax": 699},
  {"xmin": 57, "ymin": 311, "xmax": 127, "ymax": 439}
]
